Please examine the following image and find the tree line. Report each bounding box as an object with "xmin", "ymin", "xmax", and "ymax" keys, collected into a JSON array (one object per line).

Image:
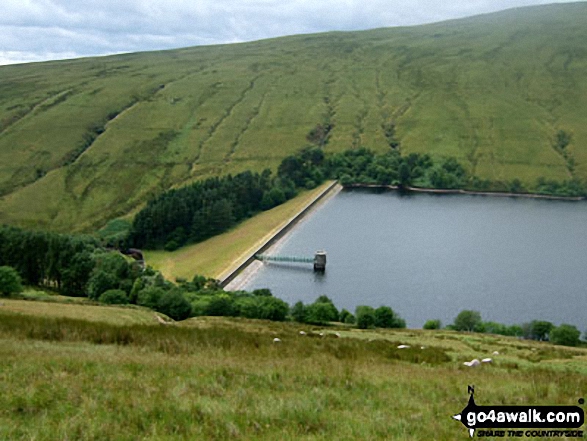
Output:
[
  {"xmin": 125, "ymin": 146, "xmax": 587, "ymax": 253},
  {"xmin": 425, "ymin": 310, "xmax": 583, "ymax": 347}
]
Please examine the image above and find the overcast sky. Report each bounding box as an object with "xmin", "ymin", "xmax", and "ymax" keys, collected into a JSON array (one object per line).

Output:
[{"xmin": 0, "ymin": 0, "xmax": 580, "ymax": 65}]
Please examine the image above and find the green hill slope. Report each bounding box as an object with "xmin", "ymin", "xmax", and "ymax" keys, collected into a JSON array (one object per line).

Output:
[{"xmin": 1, "ymin": 3, "xmax": 586, "ymax": 232}]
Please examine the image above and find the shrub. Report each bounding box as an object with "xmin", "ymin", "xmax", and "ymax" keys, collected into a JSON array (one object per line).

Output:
[
  {"xmin": 523, "ymin": 320, "xmax": 554, "ymax": 341},
  {"xmin": 99, "ymin": 289, "xmax": 128, "ymax": 305},
  {"xmin": 290, "ymin": 301, "xmax": 308, "ymax": 323},
  {"xmin": 256, "ymin": 296, "xmax": 289, "ymax": 321},
  {"xmin": 307, "ymin": 296, "xmax": 339, "ymax": 323},
  {"xmin": 206, "ymin": 294, "xmax": 236, "ymax": 316},
  {"xmin": 550, "ymin": 324, "xmax": 581, "ymax": 347},
  {"xmin": 157, "ymin": 288, "xmax": 192, "ymax": 321},
  {"xmin": 253, "ymin": 288, "xmax": 272, "ymax": 297},
  {"xmin": 423, "ymin": 319, "xmax": 442, "ymax": 330},
  {"xmin": 190, "ymin": 297, "xmax": 213, "ymax": 316},
  {"xmin": 374, "ymin": 306, "xmax": 405, "ymax": 328},
  {"xmin": 453, "ymin": 310, "xmax": 482, "ymax": 332},
  {"xmin": 0, "ymin": 266, "xmax": 23, "ymax": 297},
  {"xmin": 355, "ymin": 305, "xmax": 376, "ymax": 329},
  {"xmin": 235, "ymin": 297, "xmax": 260, "ymax": 319},
  {"xmin": 87, "ymin": 270, "xmax": 119, "ymax": 300},
  {"xmin": 137, "ymin": 286, "xmax": 166, "ymax": 310},
  {"xmin": 339, "ymin": 308, "xmax": 355, "ymax": 324}
]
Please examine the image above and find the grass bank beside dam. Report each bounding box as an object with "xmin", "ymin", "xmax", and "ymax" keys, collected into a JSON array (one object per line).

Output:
[{"xmin": 144, "ymin": 181, "xmax": 339, "ymax": 282}]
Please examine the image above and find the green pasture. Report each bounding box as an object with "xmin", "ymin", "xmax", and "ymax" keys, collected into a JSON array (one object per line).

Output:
[{"xmin": 1, "ymin": 301, "xmax": 586, "ymax": 440}]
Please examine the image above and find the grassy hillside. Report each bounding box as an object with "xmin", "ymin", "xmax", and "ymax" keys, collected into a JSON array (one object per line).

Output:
[
  {"xmin": 0, "ymin": 3, "xmax": 586, "ymax": 232},
  {"xmin": 1, "ymin": 299, "xmax": 586, "ymax": 440}
]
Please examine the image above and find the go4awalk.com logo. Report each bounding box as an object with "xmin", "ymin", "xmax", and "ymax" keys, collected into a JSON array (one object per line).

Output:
[{"xmin": 452, "ymin": 386, "xmax": 585, "ymax": 438}]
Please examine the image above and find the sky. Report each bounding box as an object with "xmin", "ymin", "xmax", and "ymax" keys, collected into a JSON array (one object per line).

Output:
[{"xmin": 0, "ymin": 0, "xmax": 580, "ymax": 65}]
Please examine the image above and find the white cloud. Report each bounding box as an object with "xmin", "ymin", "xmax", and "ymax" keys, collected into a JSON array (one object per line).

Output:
[{"xmin": 0, "ymin": 0, "xmax": 581, "ymax": 65}]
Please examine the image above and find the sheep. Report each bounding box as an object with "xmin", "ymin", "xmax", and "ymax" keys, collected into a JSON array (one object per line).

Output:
[
  {"xmin": 481, "ymin": 358, "xmax": 492, "ymax": 363},
  {"xmin": 463, "ymin": 359, "xmax": 481, "ymax": 367},
  {"xmin": 273, "ymin": 337, "xmax": 282, "ymax": 343},
  {"xmin": 397, "ymin": 344, "xmax": 410, "ymax": 349},
  {"xmin": 299, "ymin": 331, "xmax": 306, "ymax": 336},
  {"xmin": 492, "ymin": 351, "xmax": 500, "ymax": 356}
]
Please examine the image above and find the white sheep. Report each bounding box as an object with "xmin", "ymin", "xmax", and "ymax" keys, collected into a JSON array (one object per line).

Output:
[
  {"xmin": 481, "ymin": 358, "xmax": 492, "ymax": 363},
  {"xmin": 299, "ymin": 331, "xmax": 306, "ymax": 336},
  {"xmin": 492, "ymin": 351, "xmax": 499, "ymax": 356},
  {"xmin": 397, "ymin": 344, "xmax": 410, "ymax": 349},
  {"xmin": 463, "ymin": 359, "xmax": 481, "ymax": 367},
  {"xmin": 273, "ymin": 337, "xmax": 282, "ymax": 343}
]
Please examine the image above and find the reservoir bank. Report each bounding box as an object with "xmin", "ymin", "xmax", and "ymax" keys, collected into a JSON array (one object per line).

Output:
[
  {"xmin": 237, "ymin": 188, "xmax": 587, "ymax": 329},
  {"xmin": 220, "ymin": 181, "xmax": 340, "ymax": 288}
]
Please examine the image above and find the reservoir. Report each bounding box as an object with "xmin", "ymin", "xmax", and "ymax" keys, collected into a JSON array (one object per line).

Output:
[{"xmin": 241, "ymin": 189, "xmax": 587, "ymax": 329}]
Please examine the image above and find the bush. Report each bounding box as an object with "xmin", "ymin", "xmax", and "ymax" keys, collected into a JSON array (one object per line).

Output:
[
  {"xmin": 99, "ymin": 289, "xmax": 128, "ymax": 305},
  {"xmin": 256, "ymin": 296, "xmax": 289, "ymax": 321},
  {"xmin": 137, "ymin": 286, "xmax": 166, "ymax": 310},
  {"xmin": 235, "ymin": 297, "xmax": 260, "ymax": 319},
  {"xmin": 374, "ymin": 306, "xmax": 405, "ymax": 328},
  {"xmin": 339, "ymin": 308, "xmax": 355, "ymax": 324},
  {"xmin": 290, "ymin": 301, "xmax": 308, "ymax": 323},
  {"xmin": 87, "ymin": 270, "xmax": 119, "ymax": 300},
  {"xmin": 550, "ymin": 324, "xmax": 581, "ymax": 347},
  {"xmin": 453, "ymin": 310, "xmax": 482, "ymax": 332},
  {"xmin": 206, "ymin": 294, "xmax": 236, "ymax": 316},
  {"xmin": 523, "ymin": 320, "xmax": 554, "ymax": 341},
  {"xmin": 423, "ymin": 319, "xmax": 442, "ymax": 330},
  {"xmin": 306, "ymin": 296, "xmax": 339, "ymax": 324},
  {"xmin": 0, "ymin": 266, "xmax": 23, "ymax": 296},
  {"xmin": 157, "ymin": 289, "xmax": 192, "ymax": 321},
  {"xmin": 355, "ymin": 305, "xmax": 376, "ymax": 329}
]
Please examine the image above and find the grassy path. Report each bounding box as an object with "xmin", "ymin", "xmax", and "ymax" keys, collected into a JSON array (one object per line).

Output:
[{"xmin": 144, "ymin": 181, "xmax": 337, "ymax": 281}]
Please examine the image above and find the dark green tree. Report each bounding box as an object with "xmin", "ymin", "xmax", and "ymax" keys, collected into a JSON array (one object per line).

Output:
[
  {"xmin": 257, "ymin": 296, "xmax": 289, "ymax": 321},
  {"xmin": 355, "ymin": 305, "xmax": 376, "ymax": 329},
  {"xmin": 453, "ymin": 310, "xmax": 482, "ymax": 332},
  {"xmin": 0, "ymin": 266, "xmax": 23, "ymax": 296},
  {"xmin": 550, "ymin": 324, "xmax": 580, "ymax": 347},
  {"xmin": 524, "ymin": 320, "xmax": 554, "ymax": 341},
  {"xmin": 290, "ymin": 301, "xmax": 308, "ymax": 323},
  {"xmin": 99, "ymin": 289, "xmax": 129, "ymax": 305},
  {"xmin": 374, "ymin": 306, "xmax": 405, "ymax": 328},
  {"xmin": 137, "ymin": 286, "xmax": 166, "ymax": 310},
  {"xmin": 157, "ymin": 288, "xmax": 192, "ymax": 320},
  {"xmin": 423, "ymin": 319, "xmax": 442, "ymax": 330}
]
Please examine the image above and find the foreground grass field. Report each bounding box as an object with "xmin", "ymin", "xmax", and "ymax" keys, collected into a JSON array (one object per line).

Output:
[
  {"xmin": 1, "ymin": 299, "xmax": 586, "ymax": 440},
  {"xmin": 0, "ymin": 3, "xmax": 586, "ymax": 232},
  {"xmin": 144, "ymin": 181, "xmax": 336, "ymax": 281}
]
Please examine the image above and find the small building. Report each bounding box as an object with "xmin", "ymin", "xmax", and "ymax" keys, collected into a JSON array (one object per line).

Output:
[{"xmin": 314, "ymin": 251, "xmax": 326, "ymax": 272}]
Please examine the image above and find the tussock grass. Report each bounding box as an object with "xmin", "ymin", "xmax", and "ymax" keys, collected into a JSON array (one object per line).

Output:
[{"xmin": 1, "ymin": 302, "xmax": 587, "ymax": 439}]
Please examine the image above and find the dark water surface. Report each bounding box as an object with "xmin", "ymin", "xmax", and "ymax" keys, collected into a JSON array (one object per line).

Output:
[{"xmin": 242, "ymin": 189, "xmax": 587, "ymax": 329}]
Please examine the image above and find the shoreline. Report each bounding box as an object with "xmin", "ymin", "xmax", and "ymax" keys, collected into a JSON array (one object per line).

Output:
[
  {"xmin": 344, "ymin": 184, "xmax": 586, "ymax": 201},
  {"xmin": 219, "ymin": 181, "xmax": 341, "ymax": 289},
  {"xmin": 225, "ymin": 184, "xmax": 341, "ymax": 292}
]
